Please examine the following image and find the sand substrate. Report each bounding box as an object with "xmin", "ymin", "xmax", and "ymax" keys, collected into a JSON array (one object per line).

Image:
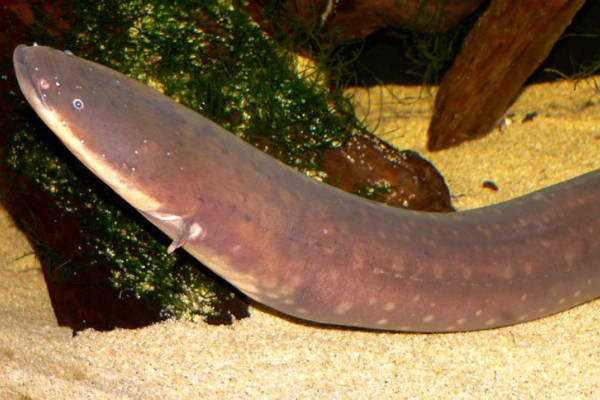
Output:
[{"xmin": 1, "ymin": 79, "xmax": 600, "ymax": 398}]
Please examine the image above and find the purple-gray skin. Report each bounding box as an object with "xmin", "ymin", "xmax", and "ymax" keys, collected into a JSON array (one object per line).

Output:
[{"xmin": 13, "ymin": 44, "xmax": 600, "ymax": 332}]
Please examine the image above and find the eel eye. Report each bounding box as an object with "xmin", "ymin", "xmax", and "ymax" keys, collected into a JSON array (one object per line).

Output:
[{"xmin": 72, "ymin": 98, "xmax": 84, "ymax": 110}]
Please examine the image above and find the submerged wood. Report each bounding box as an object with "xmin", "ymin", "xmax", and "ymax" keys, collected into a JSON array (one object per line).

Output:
[
  {"xmin": 246, "ymin": 0, "xmax": 485, "ymax": 40},
  {"xmin": 427, "ymin": 0, "xmax": 587, "ymax": 150},
  {"xmin": 322, "ymin": 131, "xmax": 454, "ymax": 212}
]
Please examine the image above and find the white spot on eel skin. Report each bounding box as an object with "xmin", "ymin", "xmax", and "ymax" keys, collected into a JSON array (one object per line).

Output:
[
  {"xmin": 335, "ymin": 301, "xmax": 353, "ymax": 314},
  {"xmin": 520, "ymin": 293, "xmax": 528, "ymax": 301},
  {"xmin": 444, "ymin": 325, "xmax": 457, "ymax": 331},
  {"xmin": 461, "ymin": 267, "xmax": 473, "ymax": 280},
  {"xmin": 432, "ymin": 263, "xmax": 443, "ymax": 280},
  {"xmin": 423, "ymin": 314, "xmax": 435, "ymax": 323}
]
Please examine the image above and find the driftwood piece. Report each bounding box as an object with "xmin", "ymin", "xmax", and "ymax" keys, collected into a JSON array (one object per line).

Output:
[
  {"xmin": 322, "ymin": 0, "xmax": 485, "ymax": 39},
  {"xmin": 322, "ymin": 131, "xmax": 454, "ymax": 212},
  {"xmin": 246, "ymin": 0, "xmax": 485, "ymax": 40},
  {"xmin": 427, "ymin": 0, "xmax": 587, "ymax": 150}
]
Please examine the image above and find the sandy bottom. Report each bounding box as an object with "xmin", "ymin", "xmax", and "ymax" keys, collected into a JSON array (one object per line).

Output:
[{"xmin": 2, "ymin": 79, "xmax": 600, "ymax": 398}]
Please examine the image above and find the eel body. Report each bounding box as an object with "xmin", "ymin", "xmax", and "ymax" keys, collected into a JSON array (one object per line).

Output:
[{"xmin": 13, "ymin": 44, "xmax": 600, "ymax": 332}]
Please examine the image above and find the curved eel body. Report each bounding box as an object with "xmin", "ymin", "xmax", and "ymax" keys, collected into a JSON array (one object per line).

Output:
[{"xmin": 13, "ymin": 44, "xmax": 600, "ymax": 332}]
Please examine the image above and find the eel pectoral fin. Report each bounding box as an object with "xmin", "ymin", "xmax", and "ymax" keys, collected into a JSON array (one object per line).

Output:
[
  {"xmin": 140, "ymin": 211, "xmax": 205, "ymax": 254},
  {"xmin": 167, "ymin": 223, "xmax": 191, "ymax": 254}
]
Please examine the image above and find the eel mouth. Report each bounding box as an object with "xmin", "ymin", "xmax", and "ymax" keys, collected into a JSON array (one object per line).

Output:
[
  {"xmin": 14, "ymin": 45, "xmax": 43, "ymax": 109},
  {"xmin": 13, "ymin": 45, "xmax": 27, "ymax": 77}
]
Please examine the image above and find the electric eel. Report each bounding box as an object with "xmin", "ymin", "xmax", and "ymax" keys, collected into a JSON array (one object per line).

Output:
[{"xmin": 13, "ymin": 44, "xmax": 600, "ymax": 332}]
